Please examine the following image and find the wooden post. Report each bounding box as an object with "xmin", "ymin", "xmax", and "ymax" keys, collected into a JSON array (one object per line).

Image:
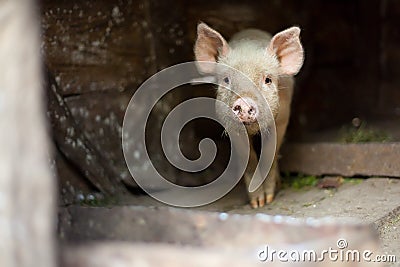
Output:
[{"xmin": 0, "ymin": 0, "xmax": 56, "ymax": 267}]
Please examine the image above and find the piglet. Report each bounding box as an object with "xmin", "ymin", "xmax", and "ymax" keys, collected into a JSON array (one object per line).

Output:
[{"xmin": 194, "ymin": 23, "xmax": 304, "ymax": 208}]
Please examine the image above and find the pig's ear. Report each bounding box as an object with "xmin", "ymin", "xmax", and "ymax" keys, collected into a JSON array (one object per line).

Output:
[
  {"xmin": 194, "ymin": 22, "xmax": 229, "ymax": 73},
  {"xmin": 268, "ymin": 27, "xmax": 304, "ymax": 75}
]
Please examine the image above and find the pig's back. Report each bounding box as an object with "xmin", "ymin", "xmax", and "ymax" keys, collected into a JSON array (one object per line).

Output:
[{"xmin": 229, "ymin": 29, "xmax": 272, "ymax": 49}]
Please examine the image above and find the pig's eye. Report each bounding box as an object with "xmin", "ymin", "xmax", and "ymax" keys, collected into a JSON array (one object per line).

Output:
[
  {"xmin": 264, "ymin": 77, "xmax": 272, "ymax": 85},
  {"xmin": 223, "ymin": 77, "xmax": 230, "ymax": 84}
]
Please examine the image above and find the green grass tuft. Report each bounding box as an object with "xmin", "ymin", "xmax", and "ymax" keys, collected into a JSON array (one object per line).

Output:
[
  {"xmin": 78, "ymin": 193, "xmax": 118, "ymax": 207},
  {"xmin": 281, "ymin": 173, "xmax": 318, "ymax": 190},
  {"xmin": 339, "ymin": 123, "xmax": 391, "ymax": 143}
]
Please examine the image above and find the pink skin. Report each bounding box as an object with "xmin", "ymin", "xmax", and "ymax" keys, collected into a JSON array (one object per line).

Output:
[{"xmin": 232, "ymin": 97, "xmax": 258, "ymax": 124}]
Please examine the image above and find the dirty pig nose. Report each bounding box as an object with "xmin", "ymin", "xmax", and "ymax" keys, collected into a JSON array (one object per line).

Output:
[{"xmin": 232, "ymin": 97, "xmax": 258, "ymax": 123}]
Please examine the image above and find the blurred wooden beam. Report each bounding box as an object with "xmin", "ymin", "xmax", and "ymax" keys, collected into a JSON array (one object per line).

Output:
[{"xmin": 0, "ymin": 0, "xmax": 56, "ymax": 266}]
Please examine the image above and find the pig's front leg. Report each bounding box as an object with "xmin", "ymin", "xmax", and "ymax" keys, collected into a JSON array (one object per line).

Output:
[
  {"xmin": 243, "ymin": 141, "xmax": 272, "ymax": 208},
  {"xmin": 244, "ymin": 142, "xmax": 279, "ymax": 208},
  {"xmin": 262, "ymin": 159, "xmax": 280, "ymax": 205}
]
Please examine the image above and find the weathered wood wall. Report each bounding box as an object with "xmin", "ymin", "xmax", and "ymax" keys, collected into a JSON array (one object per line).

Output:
[{"xmin": 42, "ymin": 0, "xmax": 194, "ymax": 202}]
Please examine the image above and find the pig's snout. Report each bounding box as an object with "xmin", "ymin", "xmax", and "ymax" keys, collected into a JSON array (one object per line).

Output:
[{"xmin": 232, "ymin": 97, "xmax": 258, "ymax": 124}]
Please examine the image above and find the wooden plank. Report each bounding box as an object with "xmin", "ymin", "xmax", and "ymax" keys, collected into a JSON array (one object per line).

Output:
[
  {"xmin": 280, "ymin": 142, "xmax": 400, "ymax": 177},
  {"xmin": 46, "ymin": 71, "xmax": 129, "ymax": 195},
  {"xmin": 41, "ymin": 0, "xmax": 151, "ymax": 95},
  {"xmin": 59, "ymin": 206, "xmax": 381, "ymax": 267},
  {"xmin": 0, "ymin": 0, "xmax": 55, "ymax": 266}
]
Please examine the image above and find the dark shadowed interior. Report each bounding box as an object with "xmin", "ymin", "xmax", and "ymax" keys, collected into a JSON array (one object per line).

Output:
[{"xmin": 41, "ymin": 0, "xmax": 400, "ymax": 202}]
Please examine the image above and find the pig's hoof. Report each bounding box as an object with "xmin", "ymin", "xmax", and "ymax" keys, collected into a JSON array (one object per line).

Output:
[
  {"xmin": 250, "ymin": 193, "xmax": 275, "ymax": 208},
  {"xmin": 266, "ymin": 193, "xmax": 274, "ymax": 204},
  {"xmin": 250, "ymin": 196, "xmax": 266, "ymax": 208}
]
